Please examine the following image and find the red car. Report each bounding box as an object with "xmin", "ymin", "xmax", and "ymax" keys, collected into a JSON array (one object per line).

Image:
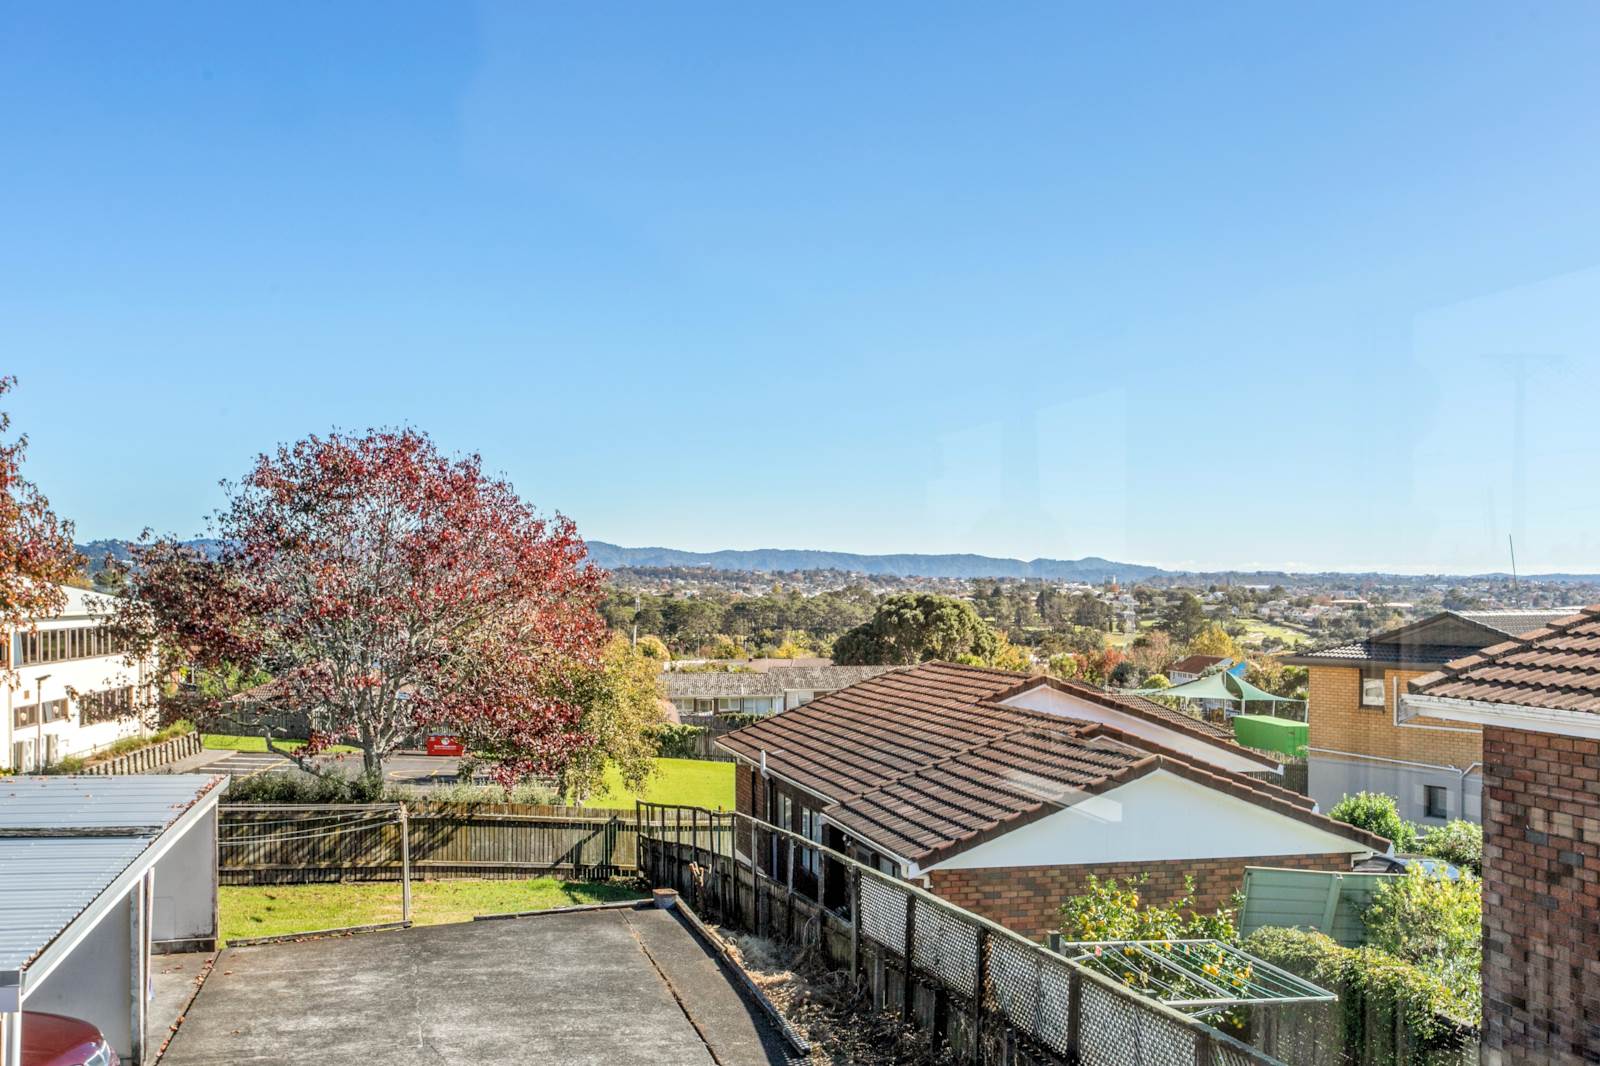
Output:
[{"xmin": 21, "ymin": 1012, "xmax": 118, "ymax": 1066}]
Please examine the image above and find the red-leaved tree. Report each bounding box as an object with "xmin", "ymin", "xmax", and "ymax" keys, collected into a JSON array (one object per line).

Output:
[
  {"xmin": 112, "ymin": 429, "xmax": 607, "ymax": 781},
  {"xmin": 0, "ymin": 376, "xmax": 83, "ymax": 639}
]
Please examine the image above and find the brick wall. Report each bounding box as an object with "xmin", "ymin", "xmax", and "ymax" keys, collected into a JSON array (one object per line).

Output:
[
  {"xmin": 1307, "ymin": 664, "xmax": 1481, "ymax": 767},
  {"xmin": 1482, "ymin": 725, "xmax": 1600, "ymax": 1065},
  {"xmin": 928, "ymin": 852, "xmax": 1360, "ymax": 941}
]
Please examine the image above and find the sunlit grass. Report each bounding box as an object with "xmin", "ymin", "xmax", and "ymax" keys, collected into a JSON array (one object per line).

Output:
[{"xmin": 219, "ymin": 878, "xmax": 643, "ymax": 945}]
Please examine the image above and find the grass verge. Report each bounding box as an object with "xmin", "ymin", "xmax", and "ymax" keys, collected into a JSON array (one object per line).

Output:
[
  {"xmin": 204, "ymin": 734, "xmax": 360, "ymax": 754},
  {"xmin": 580, "ymin": 757, "xmax": 735, "ymax": 809},
  {"xmin": 219, "ymin": 878, "xmax": 644, "ymax": 945}
]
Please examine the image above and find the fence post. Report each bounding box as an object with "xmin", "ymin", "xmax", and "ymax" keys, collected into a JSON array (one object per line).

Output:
[
  {"xmin": 1195, "ymin": 1028, "xmax": 1213, "ymax": 1066},
  {"xmin": 748, "ymin": 830, "xmax": 761, "ymax": 936},
  {"xmin": 634, "ymin": 803, "xmax": 643, "ymax": 879},
  {"xmin": 903, "ymin": 893, "xmax": 917, "ymax": 1022},
  {"xmin": 785, "ymin": 837, "xmax": 796, "ymax": 942},
  {"xmin": 398, "ymin": 804, "xmax": 412, "ymax": 925},
  {"xmin": 1066, "ymin": 966, "xmax": 1082, "ymax": 1061},
  {"xmin": 674, "ymin": 806, "xmax": 684, "ymax": 892},
  {"xmin": 972, "ymin": 927, "xmax": 988, "ymax": 1063},
  {"xmin": 849, "ymin": 868, "xmax": 862, "ymax": 987}
]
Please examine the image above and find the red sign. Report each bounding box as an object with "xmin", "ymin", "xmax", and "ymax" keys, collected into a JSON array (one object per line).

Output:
[{"xmin": 426, "ymin": 735, "xmax": 465, "ymax": 757}]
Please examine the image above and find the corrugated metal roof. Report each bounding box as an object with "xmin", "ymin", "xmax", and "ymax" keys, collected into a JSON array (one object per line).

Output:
[
  {"xmin": 0, "ymin": 774, "xmax": 223, "ymax": 831},
  {"xmin": 0, "ymin": 837, "xmax": 151, "ymax": 973},
  {"xmin": 0, "ymin": 775, "xmax": 223, "ymax": 982}
]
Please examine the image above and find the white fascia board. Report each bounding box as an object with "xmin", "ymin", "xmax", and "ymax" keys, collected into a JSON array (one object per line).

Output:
[
  {"xmin": 17, "ymin": 782, "xmax": 225, "ymax": 1004},
  {"xmin": 1400, "ymin": 693, "xmax": 1600, "ymax": 740}
]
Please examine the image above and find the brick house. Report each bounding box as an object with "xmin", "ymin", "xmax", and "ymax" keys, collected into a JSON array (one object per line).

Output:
[
  {"xmin": 1401, "ymin": 606, "xmax": 1600, "ymax": 1066},
  {"xmin": 718, "ymin": 661, "xmax": 1387, "ymax": 940},
  {"xmin": 1285, "ymin": 609, "xmax": 1576, "ymax": 824}
]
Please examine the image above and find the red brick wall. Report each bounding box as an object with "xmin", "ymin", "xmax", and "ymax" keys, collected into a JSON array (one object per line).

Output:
[
  {"xmin": 928, "ymin": 852, "xmax": 1360, "ymax": 941},
  {"xmin": 1482, "ymin": 725, "xmax": 1600, "ymax": 1065}
]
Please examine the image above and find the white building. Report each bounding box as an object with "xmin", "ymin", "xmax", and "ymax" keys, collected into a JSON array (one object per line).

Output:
[{"xmin": 1, "ymin": 585, "xmax": 157, "ymax": 771}]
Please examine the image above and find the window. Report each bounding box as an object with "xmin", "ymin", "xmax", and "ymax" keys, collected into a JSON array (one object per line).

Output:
[
  {"xmin": 798, "ymin": 806, "xmax": 822, "ymax": 875},
  {"xmin": 13, "ymin": 704, "xmax": 37, "ymax": 728},
  {"xmin": 15, "ymin": 624, "xmax": 124, "ymax": 666},
  {"xmin": 1360, "ymin": 671, "xmax": 1386, "ymax": 708},
  {"xmin": 40, "ymin": 699, "xmax": 68, "ymax": 724},
  {"xmin": 1424, "ymin": 785, "xmax": 1448, "ymax": 820},
  {"xmin": 81, "ymin": 686, "xmax": 135, "ymax": 725}
]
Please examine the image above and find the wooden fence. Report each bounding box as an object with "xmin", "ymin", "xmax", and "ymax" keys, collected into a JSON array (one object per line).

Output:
[
  {"xmin": 84, "ymin": 730, "xmax": 204, "ymax": 775},
  {"xmin": 218, "ymin": 802, "xmax": 724, "ymax": 885},
  {"xmin": 637, "ymin": 801, "xmax": 1284, "ymax": 1066}
]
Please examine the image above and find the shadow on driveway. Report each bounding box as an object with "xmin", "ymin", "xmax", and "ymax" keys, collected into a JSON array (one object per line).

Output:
[{"xmin": 158, "ymin": 904, "xmax": 796, "ymax": 1066}]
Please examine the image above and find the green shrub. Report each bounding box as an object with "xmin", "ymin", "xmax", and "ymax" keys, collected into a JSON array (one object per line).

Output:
[
  {"xmin": 1414, "ymin": 819, "xmax": 1483, "ymax": 875},
  {"xmin": 1059, "ymin": 873, "xmax": 1239, "ymax": 942},
  {"xmin": 1363, "ymin": 867, "xmax": 1481, "ymax": 1008},
  {"xmin": 39, "ymin": 755, "xmax": 87, "ymax": 774},
  {"xmin": 1245, "ymin": 927, "xmax": 1479, "ymax": 1039},
  {"xmin": 648, "ymin": 723, "xmax": 705, "ymax": 759},
  {"xmin": 223, "ymin": 770, "xmax": 387, "ymax": 805},
  {"xmin": 1328, "ymin": 791, "xmax": 1416, "ymax": 851}
]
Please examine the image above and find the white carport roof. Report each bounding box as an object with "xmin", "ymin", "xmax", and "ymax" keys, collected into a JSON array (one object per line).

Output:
[{"xmin": 0, "ymin": 774, "xmax": 225, "ymax": 1007}]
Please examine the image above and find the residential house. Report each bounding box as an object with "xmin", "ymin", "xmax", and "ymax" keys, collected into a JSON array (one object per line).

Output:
[
  {"xmin": 664, "ymin": 664, "xmax": 896, "ymax": 718},
  {"xmin": 1285, "ymin": 608, "xmax": 1578, "ymax": 825},
  {"xmin": 1166, "ymin": 654, "xmax": 1240, "ymax": 685},
  {"xmin": 1, "ymin": 585, "xmax": 157, "ymax": 771},
  {"xmin": 1400, "ymin": 606, "xmax": 1600, "ymax": 1066},
  {"xmin": 717, "ymin": 661, "xmax": 1385, "ymax": 939}
]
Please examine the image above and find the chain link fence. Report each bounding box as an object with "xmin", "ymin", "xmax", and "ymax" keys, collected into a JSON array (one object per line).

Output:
[{"xmin": 637, "ymin": 802, "xmax": 1286, "ymax": 1066}]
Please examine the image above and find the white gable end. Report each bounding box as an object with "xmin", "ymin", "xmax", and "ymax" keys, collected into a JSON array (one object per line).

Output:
[
  {"xmin": 922, "ymin": 770, "xmax": 1373, "ymax": 872},
  {"xmin": 1000, "ymin": 685, "xmax": 1272, "ymax": 776}
]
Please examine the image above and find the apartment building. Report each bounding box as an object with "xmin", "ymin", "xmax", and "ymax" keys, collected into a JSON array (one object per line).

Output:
[
  {"xmin": 1, "ymin": 585, "xmax": 156, "ymax": 770},
  {"xmin": 1285, "ymin": 608, "xmax": 1576, "ymax": 824}
]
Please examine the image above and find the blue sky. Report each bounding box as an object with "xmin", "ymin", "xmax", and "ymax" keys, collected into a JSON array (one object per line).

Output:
[{"xmin": 4, "ymin": 3, "xmax": 1599, "ymax": 573}]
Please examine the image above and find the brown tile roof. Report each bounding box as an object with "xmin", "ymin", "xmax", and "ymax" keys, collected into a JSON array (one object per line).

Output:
[
  {"xmin": 1410, "ymin": 605, "xmax": 1600, "ymax": 714},
  {"xmin": 718, "ymin": 661, "xmax": 1385, "ymax": 865},
  {"xmin": 823, "ymin": 728, "xmax": 1157, "ymax": 865},
  {"xmin": 825, "ymin": 721, "xmax": 1385, "ymax": 866},
  {"xmin": 1169, "ymin": 654, "xmax": 1232, "ymax": 675},
  {"xmin": 714, "ymin": 661, "xmax": 1043, "ymax": 801}
]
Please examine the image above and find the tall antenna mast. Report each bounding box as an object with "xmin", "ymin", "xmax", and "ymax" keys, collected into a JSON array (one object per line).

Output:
[{"xmin": 1508, "ymin": 535, "xmax": 1519, "ymax": 603}]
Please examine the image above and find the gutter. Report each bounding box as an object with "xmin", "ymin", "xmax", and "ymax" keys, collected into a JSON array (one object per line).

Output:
[{"xmin": 1401, "ymin": 691, "xmax": 1600, "ymax": 741}]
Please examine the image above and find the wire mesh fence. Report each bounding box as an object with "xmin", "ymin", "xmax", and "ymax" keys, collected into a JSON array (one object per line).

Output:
[{"xmin": 636, "ymin": 801, "xmax": 1285, "ymax": 1066}]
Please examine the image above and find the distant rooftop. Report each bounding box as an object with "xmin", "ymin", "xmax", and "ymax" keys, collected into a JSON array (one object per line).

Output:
[{"xmin": 1286, "ymin": 609, "xmax": 1584, "ymax": 668}]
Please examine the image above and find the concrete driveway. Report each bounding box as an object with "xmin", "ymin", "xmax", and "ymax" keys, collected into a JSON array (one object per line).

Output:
[{"xmin": 157, "ymin": 905, "xmax": 796, "ymax": 1066}]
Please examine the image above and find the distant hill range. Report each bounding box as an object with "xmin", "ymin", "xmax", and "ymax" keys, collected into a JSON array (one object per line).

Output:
[
  {"xmin": 585, "ymin": 542, "xmax": 1600, "ymax": 584},
  {"xmin": 74, "ymin": 537, "xmax": 1598, "ymax": 584},
  {"xmin": 584, "ymin": 542, "xmax": 1167, "ymax": 582}
]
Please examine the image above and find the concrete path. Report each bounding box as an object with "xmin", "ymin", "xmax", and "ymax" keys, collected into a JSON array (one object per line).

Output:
[
  {"xmin": 158, "ymin": 906, "xmax": 794, "ymax": 1066},
  {"xmin": 149, "ymin": 950, "xmax": 215, "ymax": 1057}
]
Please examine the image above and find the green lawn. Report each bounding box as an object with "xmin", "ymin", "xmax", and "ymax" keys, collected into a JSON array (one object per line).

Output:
[
  {"xmin": 1235, "ymin": 619, "xmax": 1311, "ymax": 648},
  {"xmin": 204, "ymin": 734, "xmax": 360, "ymax": 754},
  {"xmin": 219, "ymin": 878, "xmax": 643, "ymax": 945},
  {"xmin": 580, "ymin": 757, "xmax": 735, "ymax": 810}
]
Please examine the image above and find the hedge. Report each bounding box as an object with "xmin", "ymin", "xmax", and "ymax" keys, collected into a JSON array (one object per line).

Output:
[{"xmin": 1244, "ymin": 927, "xmax": 1478, "ymax": 1051}]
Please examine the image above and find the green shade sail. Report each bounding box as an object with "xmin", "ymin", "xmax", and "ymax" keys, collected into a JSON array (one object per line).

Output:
[{"xmin": 1128, "ymin": 670, "xmax": 1300, "ymax": 703}]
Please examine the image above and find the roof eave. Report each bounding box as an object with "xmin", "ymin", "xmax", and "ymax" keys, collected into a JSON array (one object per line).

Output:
[{"xmin": 1400, "ymin": 692, "xmax": 1600, "ymax": 740}]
